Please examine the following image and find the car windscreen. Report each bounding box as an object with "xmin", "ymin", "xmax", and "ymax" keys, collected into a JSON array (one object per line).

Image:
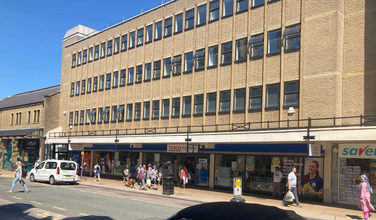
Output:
[{"xmin": 60, "ymin": 162, "xmax": 76, "ymax": 170}]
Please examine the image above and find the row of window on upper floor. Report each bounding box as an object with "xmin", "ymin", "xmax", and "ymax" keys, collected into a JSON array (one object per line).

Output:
[
  {"xmin": 69, "ymin": 81, "xmax": 298, "ymax": 125},
  {"xmin": 70, "ymin": 25, "xmax": 300, "ymax": 96},
  {"xmin": 71, "ymin": 0, "xmax": 293, "ymax": 68},
  {"xmin": 10, "ymin": 110, "xmax": 40, "ymax": 125}
]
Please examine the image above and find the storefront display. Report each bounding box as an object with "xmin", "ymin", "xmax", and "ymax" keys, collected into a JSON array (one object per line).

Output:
[{"xmin": 93, "ymin": 151, "xmax": 139, "ymax": 177}]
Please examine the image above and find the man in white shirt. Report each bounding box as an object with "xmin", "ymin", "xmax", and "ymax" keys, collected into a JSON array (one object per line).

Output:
[
  {"xmin": 283, "ymin": 167, "xmax": 302, "ymax": 207},
  {"xmin": 272, "ymin": 167, "xmax": 283, "ymax": 199}
]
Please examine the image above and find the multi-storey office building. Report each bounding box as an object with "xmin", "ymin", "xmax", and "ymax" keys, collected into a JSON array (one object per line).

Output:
[
  {"xmin": 48, "ymin": 0, "xmax": 376, "ymax": 204},
  {"xmin": 0, "ymin": 85, "xmax": 60, "ymax": 171}
]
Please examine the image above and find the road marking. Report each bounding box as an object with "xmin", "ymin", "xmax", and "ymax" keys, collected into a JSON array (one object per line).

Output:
[
  {"xmin": 12, "ymin": 196, "xmax": 22, "ymax": 200},
  {"xmin": 79, "ymin": 213, "xmax": 89, "ymax": 216},
  {"xmin": 36, "ymin": 213, "xmax": 48, "ymax": 217},
  {"xmin": 52, "ymin": 206, "xmax": 66, "ymax": 211},
  {"xmin": 31, "ymin": 201, "xmax": 42, "ymax": 205}
]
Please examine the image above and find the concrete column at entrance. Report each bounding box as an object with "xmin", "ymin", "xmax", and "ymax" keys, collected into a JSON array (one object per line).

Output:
[
  {"xmin": 90, "ymin": 151, "xmax": 94, "ymax": 176},
  {"xmin": 39, "ymin": 138, "xmax": 45, "ymax": 161},
  {"xmin": 209, "ymin": 154, "xmax": 215, "ymax": 189},
  {"xmin": 322, "ymin": 142, "xmax": 333, "ymax": 203},
  {"xmin": 139, "ymin": 152, "xmax": 143, "ymax": 166}
]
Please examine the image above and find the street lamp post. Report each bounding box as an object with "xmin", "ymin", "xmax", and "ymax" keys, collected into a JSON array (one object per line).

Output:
[{"xmin": 185, "ymin": 126, "xmax": 192, "ymax": 155}]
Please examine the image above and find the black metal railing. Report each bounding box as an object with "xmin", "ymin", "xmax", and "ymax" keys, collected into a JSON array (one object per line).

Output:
[{"xmin": 49, "ymin": 114, "xmax": 376, "ymax": 138}]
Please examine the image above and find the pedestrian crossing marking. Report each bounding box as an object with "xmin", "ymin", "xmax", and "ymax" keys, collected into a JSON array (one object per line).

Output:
[
  {"xmin": 52, "ymin": 206, "xmax": 66, "ymax": 211},
  {"xmin": 12, "ymin": 196, "xmax": 22, "ymax": 200},
  {"xmin": 79, "ymin": 213, "xmax": 89, "ymax": 216},
  {"xmin": 31, "ymin": 201, "xmax": 42, "ymax": 205}
]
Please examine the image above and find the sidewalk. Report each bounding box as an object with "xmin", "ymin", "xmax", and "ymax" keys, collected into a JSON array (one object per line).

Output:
[{"xmin": 0, "ymin": 169, "xmax": 364, "ymax": 220}]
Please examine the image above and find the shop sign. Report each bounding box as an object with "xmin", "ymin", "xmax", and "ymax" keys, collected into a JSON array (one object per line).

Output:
[
  {"xmin": 309, "ymin": 144, "xmax": 321, "ymax": 157},
  {"xmin": 339, "ymin": 144, "xmax": 376, "ymax": 159},
  {"xmin": 69, "ymin": 144, "xmax": 84, "ymax": 151},
  {"xmin": 167, "ymin": 145, "xmax": 198, "ymax": 153}
]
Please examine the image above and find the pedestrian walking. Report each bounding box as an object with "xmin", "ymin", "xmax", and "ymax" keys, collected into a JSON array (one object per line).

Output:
[
  {"xmin": 282, "ymin": 167, "xmax": 301, "ymax": 207},
  {"xmin": 34, "ymin": 159, "xmax": 41, "ymax": 169},
  {"xmin": 358, "ymin": 174, "xmax": 375, "ymax": 220},
  {"xmin": 139, "ymin": 165, "xmax": 147, "ymax": 190},
  {"xmin": 178, "ymin": 163, "xmax": 183, "ymax": 187},
  {"xmin": 151, "ymin": 165, "xmax": 158, "ymax": 190},
  {"xmin": 272, "ymin": 167, "xmax": 283, "ymax": 199},
  {"xmin": 123, "ymin": 165, "xmax": 129, "ymax": 186},
  {"xmin": 147, "ymin": 164, "xmax": 152, "ymax": 189},
  {"xmin": 80, "ymin": 162, "xmax": 87, "ymax": 181},
  {"xmin": 7, "ymin": 161, "xmax": 28, "ymax": 193},
  {"xmin": 181, "ymin": 165, "xmax": 188, "ymax": 189},
  {"xmin": 158, "ymin": 165, "xmax": 163, "ymax": 186},
  {"xmin": 137, "ymin": 164, "xmax": 143, "ymax": 185},
  {"xmin": 94, "ymin": 162, "xmax": 101, "ymax": 182}
]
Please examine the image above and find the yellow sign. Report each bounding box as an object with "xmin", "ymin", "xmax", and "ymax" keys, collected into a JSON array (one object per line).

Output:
[
  {"xmin": 272, "ymin": 157, "xmax": 280, "ymax": 165},
  {"xmin": 24, "ymin": 156, "xmax": 28, "ymax": 162},
  {"xmin": 235, "ymin": 179, "xmax": 241, "ymax": 188},
  {"xmin": 81, "ymin": 151, "xmax": 84, "ymax": 156}
]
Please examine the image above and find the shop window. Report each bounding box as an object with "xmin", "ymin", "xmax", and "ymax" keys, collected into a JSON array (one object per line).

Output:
[
  {"xmin": 163, "ymin": 58, "xmax": 171, "ymax": 77},
  {"xmin": 77, "ymin": 52, "xmax": 81, "ymax": 66},
  {"xmin": 106, "ymin": 73, "xmax": 111, "ymax": 89},
  {"xmin": 197, "ymin": 4, "xmax": 207, "ymax": 26},
  {"xmin": 69, "ymin": 112, "xmax": 73, "ymax": 125},
  {"xmin": 89, "ymin": 47, "xmax": 93, "ymax": 62},
  {"xmin": 74, "ymin": 111, "xmax": 79, "ymax": 125},
  {"xmin": 194, "ymin": 49, "xmax": 205, "ymax": 70},
  {"xmin": 117, "ymin": 105, "xmax": 124, "ymax": 121},
  {"xmin": 129, "ymin": 32, "xmax": 135, "ymax": 49},
  {"xmin": 237, "ymin": 0, "xmax": 248, "ymax": 12},
  {"xmin": 70, "ymin": 83, "xmax": 75, "ymax": 96},
  {"xmin": 81, "ymin": 79, "xmax": 86, "ymax": 94},
  {"xmin": 155, "ymin": 21, "xmax": 162, "ymax": 40},
  {"xmin": 98, "ymin": 108, "xmax": 103, "ymax": 123},
  {"xmin": 234, "ymin": 88, "xmax": 246, "ymax": 110},
  {"xmin": 194, "ymin": 94, "xmax": 204, "ymax": 114},
  {"xmin": 208, "ymin": 45, "xmax": 218, "ymax": 67},
  {"xmin": 184, "ymin": 52, "xmax": 193, "ymax": 72},
  {"xmin": 222, "ymin": 0, "xmax": 233, "ymax": 17},
  {"xmin": 136, "ymin": 65, "xmax": 142, "ymax": 83},
  {"xmin": 152, "ymin": 100, "xmax": 159, "ymax": 118},
  {"xmin": 220, "ymin": 90, "xmax": 231, "ymax": 112},
  {"xmin": 268, "ymin": 29, "xmax": 282, "ymax": 54},
  {"xmin": 113, "ymin": 71, "xmax": 118, "ymax": 87},
  {"xmin": 107, "ymin": 40, "xmax": 113, "ymax": 56},
  {"xmin": 101, "ymin": 42, "xmax": 106, "ymax": 58},
  {"xmin": 284, "ymin": 24, "xmax": 301, "ymax": 51},
  {"xmin": 284, "ymin": 81, "xmax": 299, "ymax": 106},
  {"xmin": 93, "ymin": 77, "xmax": 98, "ymax": 92},
  {"xmin": 137, "ymin": 28, "xmax": 144, "ymax": 46},
  {"xmin": 236, "ymin": 38, "xmax": 248, "ymax": 61},
  {"xmin": 143, "ymin": 102, "xmax": 150, "ymax": 119},
  {"xmin": 162, "ymin": 99, "xmax": 169, "ymax": 117},
  {"xmin": 89, "ymin": 109, "xmax": 96, "ymax": 123},
  {"xmin": 103, "ymin": 107, "xmax": 110, "ymax": 123},
  {"xmin": 145, "ymin": 63, "xmax": 151, "ymax": 80},
  {"xmin": 252, "ymin": 0, "xmax": 264, "ymax": 7},
  {"xmin": 72, "ymin": 54, "xmax": 76, "ymax": 67},
  {"xmin": 120, "ymin": 69, "xmax": 126, "ymax": 86},
  {"xmin": 175, "ymin": 13, "xmax": 183, "ymax": 33},
  {"xmin": 266, "ymin": 83, "xmax": 280, "ymax": 107},
  {"xmin": 249, "ymin": 34, "xmax": 264, "ymax": 58},
  {"xmin": 87, "ymin": 78, "xmax": 92, "ymax": 93},
  {"xmin": 83, "ymin": 50, "xmax": 87, "ymax": 64},
  {"xmin": 186, "ymin": 9, "xmax": 195, "ymax": 30},
  {"xmin": 121, "ymin": 34, "xmax": 127, "ymax": 51},
  {"xmin": 94, "ymin": 45, "xmax": 99, "ymax": 60},
  {"xmin": 154, "ymin": 61, "xmax": 161, "ymax": 79},
  {"xmin": 114, "ymin": 37, "xmax": 120, "ymax": 53},
  {"xmin": 99, "ymin": 75, "xmax": 104, "ymax": 90},
  {"xmin": 221, "ymin": 42, "xmax": 232, "ymax": 65},
  {"xmin": 76, "ymin": 81, "xmax": 80, "ymax": 95},
  {"xmin": 146, "ymin": 25, "xmax": 153, "ymax": 43},
  {"xmin": 207, "ymin": 92, "xmax": 216, "ymax": 113},
  {"xmin": 249, "ymin": 86, "xmax": 262, "ymax": 109},
  {"xmin": 172, "ymin": 98, "xmax": 180, "ymax": 117},
  {"xmin": 183, "ymin": 96, "xmax": 191, "ymax": 116},
  {"xmin": 111, "ymin": 106, "xmax": 117, "ymax": 122},
  {"xmin": 128, "ymin": 67, "xmax": 134, "ymax": 84},
  {"xmin": 172, "ymin": 55, "xmax": 182, "ymax": 75},
  {"xmin": 164, "ymin": 18, "xmax": 172, "ymax": 37},
  {"xmin": 135, "ymin": 103, "xmax": 141, "ymax": 120},
  {"xmin": 85, "ymin": 109, "xmax": 90, "ymax": 124},
  {"xmin": 209, "ymin": 0, "xmax": 220, "ymax": 21}
]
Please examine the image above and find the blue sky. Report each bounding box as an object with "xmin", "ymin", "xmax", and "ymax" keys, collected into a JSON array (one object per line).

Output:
[{"xmin": 0, "ymin": 0, "xmax": 168, "ymax": 99}]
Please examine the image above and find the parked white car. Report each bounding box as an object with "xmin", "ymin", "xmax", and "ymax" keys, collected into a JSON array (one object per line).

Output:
[{"xmin": 29, "ymin": 160, "xmax": 78, "ymax": 185}]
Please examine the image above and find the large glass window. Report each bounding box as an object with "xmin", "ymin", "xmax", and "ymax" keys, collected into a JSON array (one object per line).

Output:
[
  {"xmin": 113, "ymin": 71, "xmax": 118, "ymax": 87},
  {"xmin": 145, "ymin": 63, "xmax": 152, "ymax": 80},
  {"xmin": 208, "ymin": 46, "xmax": 218, "ymax": 67},
  {"xmin": 154, "ymin": 61, "xmax": 161, "ymax": 79},
  {"xmin": 155, "ymin": 21, "xmax": 162, "ymax": 40},
  {"xmin": 106, "ymin": 73, "xmax": 111, "ymax": 89},
  {"xmin": 128, "ymin": 67, "xmax": 134, "ymax": 84},
  {"xmin": 162, "ymin": 99, "xmax": 169, "ymax": 117},
  {"xmin": 236, "ymin": 38, "xmax": 247, "ymax": 61},
  {"xmin": 93, "ymin": 77, "xmax": 98, "ymax": 92},
  {"xmin": 94, "ymin": 45, "xmax": 99, "ymax": 60},
  {"xmin": 222, "ymin": 0, "xmax": 233, "ymax": 17},
  {"xmin": 250, "ymin": 34, "xmax": 264, "ymax": 58},
  {"xmin": 172, "ymin": 55, "xmax": 182, "ymax": 75},
  {"xmin": 209, "ymin": 0, "xmax": 220, "ymax": 21},
  {"xmin": 284, "ymin": 24, "xmax": 301, "ymax": 51},
  {"xmin": 85, "ymin": 110, "xmax": 90, "ymax": 124},
  {"xmin": 152, "ymin": 100, "xmax": 159, "ymax": 118},
  {"xmin": 183, "ymin": 96, "xmax": 191, "ymax": 115},
  {"xmin": 103, "ymin": 107, "xmax": 110, "ymax": 123},
  {"xmin": 143, "ymin": 102, "xmax": 150, "ymax": 119},
  {"xmin": 126, "ymin": 104, "xmax": 133, "ymax": 120},
  {"xmin": 194, "ymin": 49, "xmax": 205, "ymax": 70},
  {"xmin": 83, "ymin": 50, "xmax": 87, "ymax": 64},
  {"xmin": 137, "ymin": 28, "xmax": 144, "ymax": 46},
  {"xmin": 184, "ymin": 52, "xmax": 193, "ymax": 72},
  {"xmin": 81, "ymin": 80, "xmax": 86, "ymax": 94},
  {"xmin": 146, "ymin": 25, "xmax": 153, "ymax": 43},
  {"xmin": 111, "ymin": 106, "xmax": 117, "ymax": 122},
  {"xmin": 89, "ymin": 109, "xmax": 96, "ymax": 123},
  {"xmin": 194, "ymin": 94, "xmax": 204, "ymax": 114},
  {"xmin": 76, "ymin": 81, "xmax": 80, "ymax": 95},
  {"xmin": 220, "ymin": 90, "xmax": 231, "ymax": 112},
  {"xmin": 121, "ymin": 34, "xmax": 127, "ymax": 51},
  {"xmin": 101, "ymin": 42, "xmax": 106, "ymax": 58},
  {"xmin": 163, "ymin": 58, "xmax": 171, "ymax": 77},
  {"xmin": 249, "ymin": 86, "xmax": 262, "ymax": 109},
  {"xmin": 117, "ymin": 105, "xmax": 125, "ymax": 121},
  {"xmin": 252, "ymin": 0, "xmax": 264, "ymax": 7},
  {"xmin": 234, "ymin": 88, "xmax": 246, "ymax": 110},
  {"xmin": 114, "ymin": 37, "xmax": 120, "ymax": 53},
  {"xmin": 69, "ymin": 112, "xmax": 73, "ymax": 125},
  {"xmin": 77, "ymin": 52, "xmax": 81, "ymax": 65},
  {"xmin": 107, "ymin": 40, "xmax": 113, "ymax": 56},
  {"xmin": 186, "ymin": 9, "xmax": 195, "ymax": 29},
  {"xmin": 197, "ymin": 4, "xmax": 207, "ymax": 26},
  {"xmin": 134, "ymin": 103, "xmax": 141, "ymax": 120},
  {"xmin": 164, "ymin": 18, "xmax": 172, "ymax": 37},
  {"xmin": 175, "ymin": 13, "xmax": 183, "ymax": 33},
  {"xmin": 74, "ymin": 111, "xmax": 79, "ymax": 125},
  {"xmin": 221, "ymin": 42, "xmax": 232, "ymax": 64},
  {"xmin": 87, "ymin": 78, "xmax": 92, "ymax": 93},
  {"xmin": 207, "ymin": 92, "xmax": 216, "ymax": 113},
  {"xmin": 136, "ymin": 65, "xmax": 143, "ymax": 83},
  {"xmin": 172, "ymin": 98, "xmax": 180, "ymax": 117},
  {"xmin": 89, "ymin": 47, "xmax": 93, "ymax": 62},
  {"xmin": 70, "ymin": 83, "xmax": 74, "ymax": 96},
  {"xmin": 268, "ymin": 29, "xmax": 281, "ymax": 54},
  {"xmin": 129, "ymin": 32, "xmax": 135, "ymax": 48},
  {"xmin": 72, "ymin": 54, "xmax": 76, "ymax": 67},
  {"xmin": 266, "ymin": 83, "xmax": 280, "ymax": 107},
  {"xmin": 237, "ymin": 0, "xmax": 248, "ymax": 12},
  {"xmin": 98, "ymin": 108, "xmax": 103, "ymax": 123},
  {"xmin": 99, "ymin": 75, "xmax": 104, "ymax": 90},
  {"xmin": 80, "ymin": 110, "xmax": 84, "ymax": 125},
  {"xmin": 120, "ymin": 69, "xmax": 126, "ymax": 86},
  {"xmin": 284, "ymin": 81, "xmax": 299, "ymax": 106}
]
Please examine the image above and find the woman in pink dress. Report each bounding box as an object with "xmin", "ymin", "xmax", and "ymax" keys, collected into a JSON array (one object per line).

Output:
[{"xmin": 359, "ymin": 175, "xmax": 375, "ymax": 220}]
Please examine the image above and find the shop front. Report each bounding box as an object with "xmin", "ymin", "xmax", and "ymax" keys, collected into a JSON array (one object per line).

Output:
[
  {"xmin": 18, "ymin": 139, "xmax": 40, "ymax": 171},
  {"xmin": 338, "ymin": 144, "xmax": 376, "ymax": 204}
]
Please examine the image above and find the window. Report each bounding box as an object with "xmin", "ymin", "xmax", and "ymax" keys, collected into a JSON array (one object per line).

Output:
[
  {"xmin": 81, "ymin": 79, "xmax": 86, "ymax": 94},
  {"xmin": 183, "ymin": 96, "xmax": 191, "ymax": 115},
  {"xmin": 194, "ymin": 94, "xmax": 204, "ymax": 114},
  {"xmin": 111, "ymin": 106, "xmax": 117, "ymax": 122},
  {"xmin": 209, "ymin": 0, "xmax": 220, "ymax": 21},
  {"xmin": 172, "ymin": 98, "xmax": 180, "ymax": 117},
  {"xmin": 121, "ymin": 34, "xmax": 127, "ymax": 51},
  {"xmin": 80, "ymin": 110, "xmax": 84, "ymax": 125},
  {"xmin": 103, "ymin": 107, "xmax": 110, "ymax": 123},
  {"xmin": 126, "ymin": 104, "xmax": 133, "ymax": 120},
  {"xmin": 76, "ymin": 81, "xmax": 80, "ymax": 95},
  {"xmin": 89, "ymin": 109, "xmax": 96, "ymax": 123},
  {"xmin": 114, "ymin": 37, "xmax": 120, "ymax": 53},
  {"xmin": 152, "ymin": 100, "xmax": 159, "ymax": 118},
  {"xmin": 72, "ymin": 54, "xmax": 76, "ymax": 67},
  {"xmin": 128, "ymin": 67, "xmax": 134, "ymax": 84},
  {"xmin": 74, "ymin": 111, "xmax": 79, "ymax": 125},
  {"xmin": 99, "ymin": 75, "xmax": 104, "ymax": 90},
  {"xmin": 207, "ymin": 92, "xmax": 216, "ymax": 113},
  {"xmin": 249, "ymin": 34, "xmax": 264, "ymax": 58},
  {"xmin": 237, "ymin": 0, "xmax": 248, "ymax": 12},
  {"xmin": 175, "ymin": 13, "xmax": 183, "ymax": 33},
  {"xmin": 69, "ymin": 112, "xmax": 73, "ymax": 125},
  {"xmin": 107, "ymin": 40, "xmax": 113, "ymax": 56},
  {"xmin": 19, "ymin": 113, "xmax": 22, "ymax": 124},
  {"xmin": 252, "ymin": 0, "xmax": 264, "ymax": 7},
  {"xmin": 234, "ymin": 88, "xmax": 246, "ymax": 110},
  {"xmin": 28, "ymin": 111, "xmax": 31, "ymax": 123},
  {"xmin": 223, "ymin": 0, "xmax": 233, "ymax": 17},
  {"xmin": 89, "ymin": 47, "xmax": 93, "ymax": 61},
  {"xmin": 146, "ymin": 25, "xmax": 153, "ymax": 43},
  {"xmin": 37, "ymin": 110, "xmax": 40, "ymax": 123},
  {"xmin": 172, "ymin": 55, "xmax": 182, "ymax": 75},
  {"xmin": 117, "ymin": 105, "xmax": 125, "ymax": 121},
  {"xmin": 145, "ymin": 63, "xmax": 151, "ymax": 80},
  {"xmin": 162, "ymin": 99, "xmax": 169, "ymax": 117},
  {"xmin": 101, "ymin": 42, "xmax": 106, "ymax": 58},
  {"xmin": 197, "ymin": 4, "xmax": 207, "ymax": 25},
  {"xmin": 113, "ymin": 71, "xmax": 118, "ymax": 87},
  {"xmin": 45, "ymin": 162, "xmax": 57, "ymax": 169},
  {"xmin": 143, "ymin": 102, "xmax": 150, "ymax": 119},
  {"xmin": 154, "ymin": 61, "xmax": 161, "ymax": 79},
  {"xmin": 136, "ymin": 65, "xmax": 142, "ymax": 82},
  {"xmin": 284, "ymin": 81, "xmax": 299, "ymax": 106},
  {"xmin": 11, "ymin": 113, "xmax": 14, "ymax": 125},
  {"xmin": 137, "ymin": 28, "xmax": 144, "ymax": 45},
  {"xmin": 163, "ymin": 58, "xmax": 171, "ymax": 77},
  {"xmin": 221, "ymin": 42, "xmax": 232, "ymax": 64},
  {"xmin": 186, "ymin": 9, "xmax": 194, "ymax": 29},
  {"xmin": 87, "ymin": 78, "xmax": 92, "ymax": 93},
  {"xmin": 284, "ymin": 24, "xmax": 301, "ymax": 51},
  {"xmin": 120, "ymin": 69, "xmax": 126, "ymax": 86},
  {"xmin": 106, "ymin": 73, "xmax": 111, "ymax": 89},
  {"xmin": 194, "ymin": 49, "xmax": 205, "ymax": 70},
  {"xmin": 93, "ymin": 77, "xmax": 98, "ymax": 92},
  {"xmin": 266, "ymin": 83, "xmax": 280, "ymax": 107},
  {"xmin": 77, "ymin": 52, "xmax": 81, "ymax": 65},
  {"xmin": 86, "ymin": 110, "xmax": 90, "ymax": 124},
  {"xmin": 83, "ymin": 50, "xmax": 87, "ymax": 64},
  {"xmin": 94, "ymin": 45, "xmax": 99, "ymax": 60},
  {"xmin": 129, "ymin": 32, "xmax": 135, "ymax": 48},
  {"xmin": 164, "ymin": 18, "xmax": 172, "ymax": 37},
  {"xmin": 268, "ymin": 29, "xmax": 281, "ymax": 54},
  {"xmin": 208, "ymin": 45, "xmax": 218, "ymax": 67},
  {"xmin": 155, "ymin": 21, "xmax": 162, "ymax": 40},
  {"xmin": 249, "ymin": 86, "xmax": 262, "ymax": 109},
  {"xmin": 71, "ymin": 83, "xmax": 75, "ymax": 96},
  {"xmin": 220, "ymin": 90, "xmax": 231, "ymax": 112},
  {"xmin": 135, "ymin": 103, "xmax": 141, "ymax": 120},
  {"xmin": 236, "ymin": 38, "xmax": 247, "ymax": 61},
  {"xmin": 184, "ymin": 52, "xmax": 193, "ymax": 72},
  {"xmin": 98, "ymin": 108, "xmax": 103, "ymax": 123}
]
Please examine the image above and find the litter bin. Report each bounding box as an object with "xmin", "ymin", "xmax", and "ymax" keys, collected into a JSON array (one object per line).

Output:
[{"xmin": 163, "ymin": 177, "xmax": 174, "ymax": 195}]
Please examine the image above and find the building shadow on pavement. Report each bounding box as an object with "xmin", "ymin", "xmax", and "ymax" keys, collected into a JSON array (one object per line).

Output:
[{"xmin": 345, "ymin": 215, "xmax": 363, "ymax": 220}]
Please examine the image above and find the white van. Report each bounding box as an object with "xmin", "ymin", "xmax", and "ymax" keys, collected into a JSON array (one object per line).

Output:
[{"xmin": 29, "ymin": 160, "xmax": 78, "ymax": 185}]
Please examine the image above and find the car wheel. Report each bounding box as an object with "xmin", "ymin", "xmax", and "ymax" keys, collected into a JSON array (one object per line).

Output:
[
  {"xmin": 69, "ymin": 182, "xmax": 76, "ymax": 185},
  {"xmin": 49, "ymin": 176, "xmax": 56, "ymax": 185},
  {"xmin": 29, "ymin": 174, "xmax": 35, "ymax": 182}
]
